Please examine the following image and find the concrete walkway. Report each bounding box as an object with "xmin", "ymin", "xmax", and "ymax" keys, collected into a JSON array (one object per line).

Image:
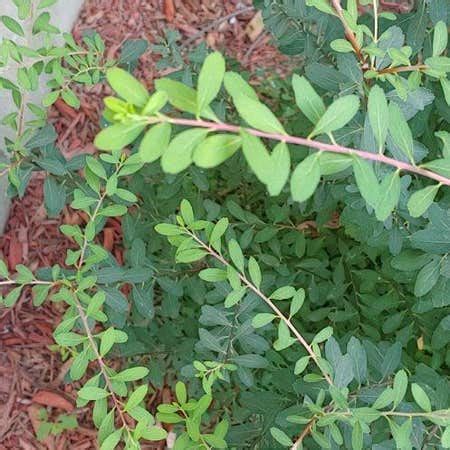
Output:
[{"xmin": 0, "ymin": 0, "xmax": 84, "ymax": 233}]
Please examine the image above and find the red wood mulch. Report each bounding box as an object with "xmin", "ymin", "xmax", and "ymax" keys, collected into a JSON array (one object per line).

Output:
[
  {"xmin": 0, "ymin": 0, "xmax": 415, "ymax": 448},
  {"xmin": 0, "ymin": 1, "xmax": 289, "ymax": 448}
]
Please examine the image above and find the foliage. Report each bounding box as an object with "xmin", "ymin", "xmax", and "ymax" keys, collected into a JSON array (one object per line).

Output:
[{"xmin": 1, "ymin": 0, "xmax": 450, "ymax": 449}]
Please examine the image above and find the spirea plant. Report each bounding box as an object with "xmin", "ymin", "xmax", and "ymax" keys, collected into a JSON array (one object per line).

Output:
[{"xmin": 1, "ymin": 0, "xmax": 450, "ymax": 448}]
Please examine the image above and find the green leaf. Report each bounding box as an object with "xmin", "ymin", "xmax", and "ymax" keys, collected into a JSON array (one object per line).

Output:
[
  {"xmin": 351, "ymin": 421, "xmax": 363, "ymax": 450},
  {"xmin": 180, "ymin": 199, "xmax": 194, "ymax": 225},
  {"xmin": 125, "ymin": 385, "xmax": 148, "ymax": 411},
  {"xmin": 225, "ymin": 287, "xmax": 247, "ymax": 308},
  {"xmin": 228, "ymin": 239, "xmax": 245, "ymax": 272},
  {"xmin": 193, "ymin": 134, "xmax": 241, "ymax": 168},
  {"xmin": 113, "ymin": 367, "xmax": 149, "ymax": 382},
  {"xmin": 155, "ymin": 78, "xmax": 216, "ymax": 120},
  {"xmin": 0, "ymin": 259, "xmax": 8, "ymax": 278},
  {"xmin": 421, "ymin": 158, "xmax": 450, "ymax": 178},
  {"xmin": 197, "ymin": 52, "xmax": 225, "ymax": 115},
  {"xmin": 161, "ymin": 128, "xmax": 209, "ymax": 174},
  {"xmin": 433, "ymin": 21, "xmax": 448, "ymax": 56},
  {"xmin": 270, "ymin": 427, "xmax": 293, "ymax": 447},
  {"xmin": 175, "ymin": 381, "xmax": 187, "ymax": 404},
  {"xmin": 95, "ymin": 122, "xmax": 145, "ymax": 151},
  {"xmin": 106, "ymin": 68, "xmax": 149, "ymax": 107},
  {"xmin": 388, "ymin": 103, "xmax": 414, "ymax": 164},
  {"xmin": 425, "ymin": 56, "xmax": 450, "ymax": 73},
  {"xmin": 100, "ymin": 429, "xmax": 122, "ymax": 450},
  {"xmin": 392, "ymin": 369, "xmax": 408, "ymax": 408},
  {"xmin": 240, "ymin": 131, "xmax": 271, "ymax": 184},
  {"xmin": 248, "ymin": 257, "xmax": 262, "ymax": 288},
  {"xmin": 139, "ymin": 123, "xmax": 171, "ymax": 163},
  {"xmin": 442, "ymin": 78, "xmax": 450, "ymax": 106},
  {"xmin": 270, "ymin": 286, "xmax": 296, "ymax": 300},
  {"xmin": 1, "ymin": 16, "xmax": 25, "ymax": 36},
  {"xmin": 319, "ymin": 153, "xmax": 352, "ymax": 175},
  {"xmin": 154, "ymin": 223, "xmax": 183, "ymax": 236},
  {"xmin": 78, "ymin": 386, "xmax": 109, "ymax": 401},
  {"xmin": 414, "ymin": 258, "xmax": 440, "ymax": 297},
  {"xmin": 292, "ymin": 74, "xmax": 325, "ymax": 124},
  {"xmin": 294, "ymin": 356, "xmax": 310, "ymax": 375},
  {"xmin": 252, "ymin": 313, "xmax": 276, "ymax": 328},
  {"xmin": 407, "ymin": 184, "xmax": 440, "ymax": 218},
  {"xmin": 142, "ymin": 91, "xmax": 168, "ymax": 115},
  {"xmin": 290, "ymin": 289, "xmax": 305, "ymax": 316},
  {"xmin": 352, "ymin": 158, "xmax": 380, "ymax": 208},
  {"xmin": 290, "ymin": 153, "xmax": 321, "ymax": 203},
  {"xmin": 224, "ymin": 286, "xmax": 247, "ymax": 308},
  {"xmin": 375, "ymin": 171, "xmax": 401, "ymax": 221},
  {"xmin": 373, "ymin": 387, "xmax": 394, "ymax": 409},
  {"xmin": 331, "ymin": 38, "xmax": 354, "ymax": 53},
  {"xmin": 223, "ymin": 71, "xmax": 259, "ymax": 101},
  {"xmin": 199, "ymin": 268, "xmax": 228, "ymax": 282},
  {"xmin": 312, "ymin": 326, "xmax": 333, "ymax": 344},
  {"xmin": 267, "ymin": 142, "xmax": 290, "ymax": 196},
  {"xmin": 141, "ymin": 426, "xmax": 168, "ymax": 441},
  {"xmin": 310, "ymin": 95, "xmax": 360, "ymax": 138},
  {"xmin": 209, "ymin": 217, "xmax": 229, "ymax": 245},
  {"xmin": 4, "ymin": 286, "xmax": 22, "ymax": 307},
  {"xmin": 232, "ymin": 95, "xmax": 286, "ymax": 134},
  {"xmin": 411, "ymin": 383, "xmax": 431, "ymax": 412},
  {"xmin": 442, "ymin": 426, "xmax": 450, "ymax": 448},
  {"xmin": 368, "ymin": 86, "xmax": 389, "ymax": 152}
]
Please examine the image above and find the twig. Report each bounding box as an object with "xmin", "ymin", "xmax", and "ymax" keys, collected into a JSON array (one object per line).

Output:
[
  {"xmin": 157, "ymin": 116, "xmax": 450, "ymax": 187},
  {"xmin": 378, "ymin": 64, "xmax": 428, "ymax": 75},
  {"xmin": 185, "ymin": 229, "xmax": 334, "ymax": 385}
]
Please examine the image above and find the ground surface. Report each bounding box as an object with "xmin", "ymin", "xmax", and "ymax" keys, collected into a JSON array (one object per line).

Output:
[
  {"xmin": 0, "ymin": 1, "xmax": 285, "ymax": 448},
  {"xmin": 0, "ymin": 0, "xmax": 415, "ymax": 448}
]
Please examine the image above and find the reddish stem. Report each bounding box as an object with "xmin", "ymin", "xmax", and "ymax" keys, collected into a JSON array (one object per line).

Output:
[{"xmin": 165, "ymin": 117, "xmax": 450, "ymax": 186}]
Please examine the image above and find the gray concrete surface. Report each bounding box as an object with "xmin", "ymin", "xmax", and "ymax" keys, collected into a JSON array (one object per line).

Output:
[{"xmin": 0, "ymin": 0, "xmax": 84, "ymax": 233}]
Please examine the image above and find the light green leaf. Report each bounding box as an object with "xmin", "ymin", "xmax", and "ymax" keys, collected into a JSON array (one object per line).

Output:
[
  {"xmin": 433, "ymin": 21, "xmax": 448, "ymax": 56},
  {"xmin": 161, "ymin": 128, "xmax": 209, "ymax": 174},
  {"xmin": 351, "ymin": 421, "xmax": 363, "ymax": 450},
  {"xmin": 209, "ymin": 217, "xmax": 229, "ymax": 245},
  {"xmin": 142, "ymin": 91, "xmax": 168, "ymax": 115},
  {"xmin": 319, "ymin": 153, "xmax": 352, "ymax": 175},
  {"xmin": 292, "ymin": 74, "xmax": 325, "ymax": 124},
  {"xmin": 441, "ymin": 78, "xmax": 450, "ymax": 106},
  {"xmin": 331, "ymin": 39, "xmax": 354, "ymax": 53},
  {"xmin": 228, "ymin": 239, "xmax": 245, "ymax": 272},
  {"xmin": 175, "ymin": 381, "xmax": 187, "ymax": 404},
  {"xmin": 241, "ymin": 131, "xmax": 271, "ymax": 184},
  {"xmin": 388, "ymin": 103, "xmax": 414, "ymax": 163},
  {"xmin": 407, "ymin": 184, "xmax": 440, "ymax": 218},
  {"xmin": 411, "ymin": 383, "xmax": 432, "ymax": 412},
  {"xmin": 252, "ymin": 313, "xmax": 276, "ymax": 328},
  {"xmin": 267, "ymin": 142, "xmax": 290, "ymax": 196},
  {"xmin": 155, "ymin": 78, "xmax": 216, "ymax": 120},
  {"xmin": 352, "ymin": 157, "xmax": 379, "ymax": 208},
  {"xmin": 139, "ymin": 123, "xmax": 171, "ymax": 163},
  {"xmin": 197, "ymin": 52, "xmax": 225, "ymax": 115},
  {"xmin": 100, "ymin": 429, "xmax": 122, "ymax": 450},
  {"xmin": 373, "ymin": 388, "xmax": 394, "ymax": 409},
  {"xmin": 290, "ymin": 153, "xmax": 321, "ymax": 203},
  {"xmin": 232, "ymin": 95, "xmax": 286, "ymax": 134},
  {"xmin": 441, "ymin": 426, "xmax": 450, "ymax": 448},
  {"xmin": 95, "ymin": 122, "xmax": 145, "ymax": 151},
  {"xmin": 106, "ymin": 68, "xmax": 149, "ymax": 107},
  {"xmin": 78, "ymin": 386, "xmax": 109, "ymax": 401},
  {"xmin": 1, "ymin": 16, "xmax": 25, "ymax": 36},
  {"xmin": 193, "ymin": 134, "xmax": 241, "ymax": 168},
  {"xmin": 294, "ymin": 356, "xmax": 310, "ymax": 375},
  {"xmin": 375, "ymin": 171, "xmax": 401, "ymax": 221},
  {"xmin": 141, "ymin": 426, "xmax": 168, "ymax": 441},
  {"xmin": 270, "ymin": 286, "xmax": 296, "ymax": 300},
  {"xmin": 426, "ymin": 56, "xmax": 450, "ymax": 73},
  {"xmin": 248, "ymin": 257, "xmax": 262, "ymax": 288},
  {"xmin": 310, "ymin": 95, "xmax": 360, "ymax": 137},
  {"xmin": 225, "ymin": 286, "xmax": 247, "ymax": 308},
  {"xmin": 421, "ymin": 158, "xmax": 450, "ymax": 178},
  {"xmin": 270, "ymin": 427, "xmax": 293, "ymax": 447},
  {"xmin": 223, "ymin": 71, "xmax": 259, "ymax": 101},
  {"xmin": 368, "ymin": 86, "xmax": 389, "ymax": 152},
  {"xmin": 290, "ymin": 289, "xmax": 305, "ymax": 316},
  {"xmin": 312, "ymin": 326, "xmax": 333, "ymax": 344},
  {"xmin": 392, "ymin": 370, "xmax": 408, "ymax": 408},
  {"xmin": 125, "ymin": 385, "xmax": 148, "ymax": 411},
  {"xmin": 113, "ymin": 367, "xmax": 149, "ymax": 382},
  {"xmin": 199, "ymin": 268, "xmax": 228, "ymax": 282}
]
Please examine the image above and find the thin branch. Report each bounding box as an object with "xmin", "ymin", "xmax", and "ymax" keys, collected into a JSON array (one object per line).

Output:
[
  {"xmin": 291, "ymin": 418, "xmax": 315, "ymax": 450},
  {"xmin": 185, "ymin": 229, "xmax": 334, "ymax": 386},
  {"xmin": 330, "ymin": 0, "xmax": 365, "ymax": 63},
  {"xmin": 159, "ymin": 116, "xmax": 450, "ymax": 186},
  {"xmin": 378, "ymin": 64, "xmax": 428, "ymax": 75}
]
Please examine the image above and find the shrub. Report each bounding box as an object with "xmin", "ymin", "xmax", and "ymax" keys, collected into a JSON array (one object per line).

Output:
[{"xmin": 1, "ymin": 0, "xmax": 450, "ymax": 449}]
